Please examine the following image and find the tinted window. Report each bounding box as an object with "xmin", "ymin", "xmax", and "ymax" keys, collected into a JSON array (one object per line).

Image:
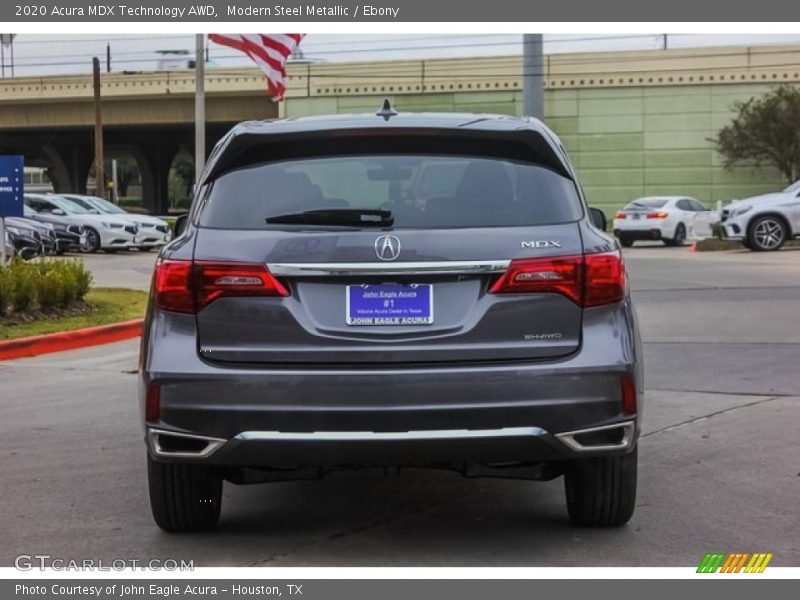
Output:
[
  {"xmin": 624, "ymin": 198, "xmax": 668, "ymax": 210},
  {"xmin": 784, "ymin": 180, "xmax": 800, "ymax": 193},
  {"xmin": 689, "ymin": 199, "xmax": 708, "ymax": 211},
  {"xmin": 676, "ymin": 199, "xmax": 693, "ymax": 211},
  {"xmin": 53, "ymin": 197, "xmax": 92, "ymax": 214},
  {"xmin": 199, "ymin": 155, "xmax": 583, "ymax": 229},
  {"xmin": 25, "ymin": 197, "xmax": 56, "ymax": 212}
]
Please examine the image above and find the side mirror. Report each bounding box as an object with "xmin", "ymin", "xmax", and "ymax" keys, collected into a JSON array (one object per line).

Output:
[
  {"xmin": 51, "ymin": 208, "xmax": 66, "ymax": 216},
  {"xmin": 588, "ymin": 207, "xmax": 607, "ymax": 231},
  {"xmin": 174, "ymin": 214, "xmax": 189, "ymax": 237}
]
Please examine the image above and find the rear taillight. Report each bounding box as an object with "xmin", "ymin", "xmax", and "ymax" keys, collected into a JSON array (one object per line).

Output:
[
  {"xmin": 145, "ymin": 382, "xmax": 160, "ymax": 423},
  {"xmin": 489, "ymin": 256, "xmax": 582, "ymax": 304},
  {"xmin": 153, "ymin": 259, "xmax": 194, "ymax": 314},
  {"xmin": 194, "ymin": 261, "xmax": 289, "ymax": 309},
  {"xmin": 584, "ymin": 251, "xmax": 626, "ymax": 307},
  {"xmin": 646, "ymin": 211, "xmax": 669, "ymax": 219},
  {"xmin": 489, "ymin": 251, "xmax": 626, "ymax": 308},
  {"xmin": 621, "ymin": 375, "xmax": 637, "ymax": 415},
  {"xmin": 153, "ymin": 259, "xmax": 288, "ymax": 314},
  {"xmin": 614, "ymin": 211, "xmax": 626, "ymax": 219}
]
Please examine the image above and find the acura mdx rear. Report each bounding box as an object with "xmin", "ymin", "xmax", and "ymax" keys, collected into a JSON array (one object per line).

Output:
[{"xmin": 140, "ymin": 108, "xmax": 643, "ymax": 531}]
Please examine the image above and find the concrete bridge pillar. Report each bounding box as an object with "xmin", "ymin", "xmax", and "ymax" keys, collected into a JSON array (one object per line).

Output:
[
  {"xmin": 132, "ymin": 144, "xmax": 179, "ymax": 214},
  {"xmin": 41, "ymin": 144, "xmax": 93, "ymax": 194}
]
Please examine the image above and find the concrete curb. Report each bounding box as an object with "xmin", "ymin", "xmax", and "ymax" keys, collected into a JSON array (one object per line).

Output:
[{"xmin": 0, "ymin": 318, "xmax": 143, "ymax": 361}]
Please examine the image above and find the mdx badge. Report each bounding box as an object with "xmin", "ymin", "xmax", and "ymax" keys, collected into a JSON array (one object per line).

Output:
[
  {"xmin": 375, "ymin": 235, "xmax": 401, "ymax": 261},
  {"xmin": 521, "ymin": 240, "xmax": 562, "ymax": 249}
]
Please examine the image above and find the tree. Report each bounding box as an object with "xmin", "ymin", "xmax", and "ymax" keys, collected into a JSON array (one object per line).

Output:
[
  {"xmin": 168, "ymin": 151, "xmax": 195, "ymax": 209},
  {"xmin": 713, "ymin": 85, "xmax": 800, "ymax": 183},
  {"xmin": 105, "ymin": 157, "xmax": 139, "ymax": 198}
]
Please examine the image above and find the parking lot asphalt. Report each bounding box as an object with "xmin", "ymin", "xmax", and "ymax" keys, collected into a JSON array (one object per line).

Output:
[{"xmin": 1, "ymin": 244, "xmax": 798, "ymax": 566}]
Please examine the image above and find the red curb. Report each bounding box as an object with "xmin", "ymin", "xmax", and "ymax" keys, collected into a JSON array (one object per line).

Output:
[{"xmin": 0, "ymin": 318, "xmax": 144, "ymax": 361}]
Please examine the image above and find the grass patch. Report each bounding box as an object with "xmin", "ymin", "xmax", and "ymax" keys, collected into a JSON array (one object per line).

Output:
[{"xmin": 0, "ymin": 287, "xmax": 147, "ymax": 340}]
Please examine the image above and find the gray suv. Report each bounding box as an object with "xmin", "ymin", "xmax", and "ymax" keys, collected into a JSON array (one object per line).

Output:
[{"xmin": 140, "ymin": 107, "xmax": 643, "ymax": 531}]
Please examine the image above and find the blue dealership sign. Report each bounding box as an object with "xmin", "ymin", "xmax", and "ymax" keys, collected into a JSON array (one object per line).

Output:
[{"xmin": 0, "ymin": 155, "xmax": 24, "ymax": 218}]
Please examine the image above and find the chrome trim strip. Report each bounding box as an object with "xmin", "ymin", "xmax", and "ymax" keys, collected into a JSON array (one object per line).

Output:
[
  {"xmin": 268, "ymin": 260, "xmax": 511, "ymax": 277},
  {"xmin": 235, "ymin": 426, "xmax": 545, "ymax": 442},
  {"xmin": 147, "ymin": 428, "xmax": 227, "ymax": 459},
  {"xmin": 555, "ymin": 421, "xmax": 636, "ymax": 453}
]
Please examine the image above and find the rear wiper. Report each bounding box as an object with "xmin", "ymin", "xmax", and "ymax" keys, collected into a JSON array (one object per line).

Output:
[{"xmin": 266, "ymin": 208, "xmax": 393, "ymax": 227}]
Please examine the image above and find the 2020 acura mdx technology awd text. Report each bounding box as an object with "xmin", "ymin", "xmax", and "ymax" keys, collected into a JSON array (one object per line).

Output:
[{"xmin": 140, "ymin": 107, "xmax": 643, "ymax": 531}]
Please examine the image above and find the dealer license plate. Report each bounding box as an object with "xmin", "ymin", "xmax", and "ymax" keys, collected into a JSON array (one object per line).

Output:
[{"xmin": 346, "ymin": 284, "xmax": 433, "ymax": 326}]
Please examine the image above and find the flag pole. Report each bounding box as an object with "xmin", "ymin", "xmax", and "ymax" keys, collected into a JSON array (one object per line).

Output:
[{"xmin": 194, "ymin": 33, "xmax": 206, "ymax": 187}]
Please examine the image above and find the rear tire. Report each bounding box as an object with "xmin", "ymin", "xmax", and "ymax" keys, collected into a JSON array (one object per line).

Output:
[
  {"xmin": 664, "ymin": 223, "xmax": 686, "ymax": 247},
  {"xmin": 564, "ymin": 447, "xmax": 637, "ymax": 527},
  {"xmin": 147, "ymin": 455, "xmax": 223, "ymax": 532}
]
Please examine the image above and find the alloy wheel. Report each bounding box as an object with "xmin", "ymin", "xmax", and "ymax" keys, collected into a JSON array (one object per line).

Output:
[{"xmin": 752, "ymin": 218, "xmax": 786, "ymax": 251}]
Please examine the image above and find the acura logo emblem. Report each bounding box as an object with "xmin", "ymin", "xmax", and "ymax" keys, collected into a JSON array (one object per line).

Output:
[{"xmin": 375, "ymin": 235, "xmax": 401, "ymax": 261}]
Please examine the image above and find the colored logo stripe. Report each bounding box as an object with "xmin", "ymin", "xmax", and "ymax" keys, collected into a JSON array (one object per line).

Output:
[
  {"xmin": 697, "ymin": 553, "xmax": 773, "ymax": 573},
  {"xmin": 697, "ymin": 553, "xmax": 726, "ymax": 573},
  {"xmin": 745, "ymin": 553, "xmax": 773, "ymax": 573}
]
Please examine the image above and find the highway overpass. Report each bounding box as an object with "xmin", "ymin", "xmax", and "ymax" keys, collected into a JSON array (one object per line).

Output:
[{"xmin": 1, "ymin": 44, "xmax": 798, "ymax": 213}]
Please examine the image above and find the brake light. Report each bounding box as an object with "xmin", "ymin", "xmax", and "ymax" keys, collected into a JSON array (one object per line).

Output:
[
  {"xmin": 490, "ymin": 251, "xmax": 625, "ymax": 307},
  {"xmin": 153, "ymin": 259, "xmax": 289, "ymax": 314},
  {"xmin": 153, "ymin": 259, "xmax": 194, "ymax": 314},
  {"xmin": 145, "ymin": 382, "xmax": 160, "ymax": 423},
  {"xmin": 489, "ymin": 256, "xmax": 582, "ymax": 304},
  {"xmin": 614, "ymin": 212, "xmax": 626, "ymax": 219},
  {"xmin": 646, "ymin": 211, "xmax": 669, "ymax": 219},
  {"xmin": 584, "ymin": 252, "xmax": 626, "ymax": 307},
  {"xmin": 621, "ymin": 375, "xmax": 637, "ymax": 415},
  {"xmin": 194, "ymin": 261, "xmax": 289, "ymax": 309}
]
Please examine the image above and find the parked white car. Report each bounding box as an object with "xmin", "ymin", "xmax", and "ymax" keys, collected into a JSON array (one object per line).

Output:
[
  {"xmin": 60, "ymin": 194, "xmax": 172, "ymax": 251},
  {"xmin": 721, "ymin": 180, "xmax": 800, "ymax": 251},
  {"xmin": 613, "ymin": 196, "xmax": 719, "ymax": 247},
  {"xmin": 24, "ymin": 193, "xmax": 137, "ymax": 253}
]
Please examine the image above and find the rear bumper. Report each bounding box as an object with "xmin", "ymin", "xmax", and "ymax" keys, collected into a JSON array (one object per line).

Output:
[
  {"xmin": 140, "ymin": 302, "xmax": 643, "ymax": 468},
  {"xmin": 614, "ymin": 228, "xmax": 663, "ymax": 241},
  {"xmin": 146, "ymin": 421, "xmax": 637, "ymax": 467}
]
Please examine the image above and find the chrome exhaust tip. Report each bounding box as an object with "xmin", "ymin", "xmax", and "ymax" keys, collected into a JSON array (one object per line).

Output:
[
  {"xmin": 147, "ymin": 428, "xmax": 226, "ymax": 459},
  {"xmin": 555, "ymin": 421, "xmax": 636, "ymax": 453}
]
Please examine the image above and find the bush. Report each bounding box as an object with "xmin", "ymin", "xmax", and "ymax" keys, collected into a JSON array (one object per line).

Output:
[
  {"xmin": 0, "ymin": 267, "xmax": 13, "ymax": 316},
  {"xmin": 0, "ymin": 258, "xmax": 93, "ymax": 318}
]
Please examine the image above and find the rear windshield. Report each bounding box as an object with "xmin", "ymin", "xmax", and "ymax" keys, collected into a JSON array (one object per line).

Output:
[
  {"xmin": 624, "ymin": 198, "xmax": 668, "ymax": 210},
  {"xmin": 198, "ymin": 155, "xmax": 583, "ymax": 229}
]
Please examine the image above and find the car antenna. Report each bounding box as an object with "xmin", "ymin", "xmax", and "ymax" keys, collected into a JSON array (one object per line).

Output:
[{"xmin": 376, "ymin": 98, "xmax": 398, "ymax": 121}]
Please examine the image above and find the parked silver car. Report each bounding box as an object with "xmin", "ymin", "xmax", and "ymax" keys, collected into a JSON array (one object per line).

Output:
[
  {"xmin": 721, "ymin": 180, "xmax": 800, "ymax": 251},
  {"xmin": 24, "ymin": 194, "xmax": 137, "ymax": 253},
  {"xmin": 60, "ymin": 194, "xmax": 172, "ymax": 251},
  {"xmin": 140, "ymin": 109, "xmax": 643, "ymax": 532}
]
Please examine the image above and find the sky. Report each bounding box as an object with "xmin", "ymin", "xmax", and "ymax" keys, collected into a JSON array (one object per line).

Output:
[{"xmin": 2, "ymin": 33, "xmax": 800, "ymax": 77}]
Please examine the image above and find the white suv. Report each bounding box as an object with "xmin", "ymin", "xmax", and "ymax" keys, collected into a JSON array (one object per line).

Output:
[{"xmin": 721, "ymin": 181, "xmax": 800, "ymax": 251}]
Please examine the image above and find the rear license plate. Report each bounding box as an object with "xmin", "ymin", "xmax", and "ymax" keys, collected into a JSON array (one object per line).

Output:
[
  {"xmin": 632, "ymin": 213, "xmax": 641, "ymax": 220},
  {"xmin": 346, "ymin": 284, "xmax": 433, "ymax": 326}
]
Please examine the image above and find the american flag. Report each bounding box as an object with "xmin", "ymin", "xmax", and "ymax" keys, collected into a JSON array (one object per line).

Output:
[{"xmin": 208, "ymin": 34, "xmax": 305, "ymax": 102}]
